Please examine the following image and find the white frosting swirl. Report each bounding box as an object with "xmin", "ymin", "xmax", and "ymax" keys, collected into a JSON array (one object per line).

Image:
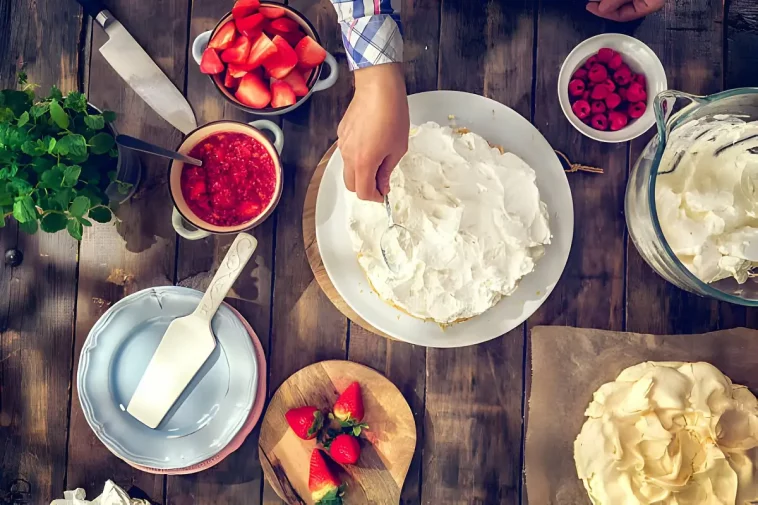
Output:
[
  {"xmin": 574, "ymin": 362, "xmax": 758, "ymax": 505},
  {"xmin": 346, "ymin": 122, "xmax": 551, "ymax": 324}
]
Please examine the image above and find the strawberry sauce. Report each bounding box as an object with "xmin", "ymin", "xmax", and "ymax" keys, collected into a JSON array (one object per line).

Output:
[{"xmin": 181, "ymin": 132, "xmax": 277, "ymax": 227}]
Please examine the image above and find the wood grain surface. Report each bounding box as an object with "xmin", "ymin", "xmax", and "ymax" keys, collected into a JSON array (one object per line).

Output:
[
  {"xmin": 0, "ymin": 0, "xmax": 757, "ymax": 504},
  {"xmin": 259, "ymin": 360, "xmax": 416, "ymax": 505}
]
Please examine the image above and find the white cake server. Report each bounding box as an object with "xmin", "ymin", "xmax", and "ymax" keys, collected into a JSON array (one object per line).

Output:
[{"xmin": 127, "ymin": 233, "xmax": 258, "ymax": 428}]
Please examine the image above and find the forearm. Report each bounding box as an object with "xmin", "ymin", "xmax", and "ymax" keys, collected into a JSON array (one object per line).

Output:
[{"xmin": 330, "ymin": 0, "xmax": 404, "ymax": 70}]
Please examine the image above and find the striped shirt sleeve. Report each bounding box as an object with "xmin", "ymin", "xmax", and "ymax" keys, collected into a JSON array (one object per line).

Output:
[{"xmin": 330, "ymin": 0, "xmax": 403, "ymax": 70}]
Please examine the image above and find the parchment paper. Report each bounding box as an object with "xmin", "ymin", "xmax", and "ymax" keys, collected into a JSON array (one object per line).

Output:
[{"xmin": 525, "ymin": 326, "xmax": 758, "ymax": 505}]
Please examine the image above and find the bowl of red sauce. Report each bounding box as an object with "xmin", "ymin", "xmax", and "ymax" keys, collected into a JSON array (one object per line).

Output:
[{"xmin": 170, "ymin": 120, "xmax": 284, "ymax": 240}]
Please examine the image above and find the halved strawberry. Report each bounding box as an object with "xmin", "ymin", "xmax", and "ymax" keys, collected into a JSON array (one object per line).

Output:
[
  {"xmin": 269, "ymin": 17, "xmax": 300, "ymax": 32},
  {"xmin": 264, "ymin": 24, "xmax": 305, "ymax": 47},
  {"xmin": 208, "ymin": 21, "xmax": 237, "ymax": 50},
  {"xmin": 271, "ymin": 80, "xmax": 297, "ymax": 108},
  {"xmin": 281, "ymin": 70, "xmax": 309, "ymax": 97},
  {"xmin": 309, "ymin": 450, "xmax": 343, "ymax": 505},
  {"xmin": 223, "ymin": 71, "xmax": 241, "ymax": 90},
  {"xmin": 259, "ymin": 5, "xmax": 286, "ymax": 19},
  {"xmin": 285, "ymin": 406, "xmax": 323, "ymax": 440},
  {"xmin": 235, "ymin": 71, "xmax": 271, "ymax": 108},
  {"xmin": 246, "ymin": 32, "xmax": 277, "ymax": 70},
  {"xmin": 232, "ymin": 0, "xmax": 261, "ymax": 20},
  {"xmin": 236, "ymin": 13, "xmax": 266, "ymax": 38},
  {"xmin": 221, "ymin": 35, "xmax": 252, "ymax": 65},
  {"xmin": 227, "ymin": 64, "xmax": 248, "ymax": 78},
  {"xmin": 294, "ymin": 36, "xmax": 327, "ymax": 69},
  {"xmin": 199, "ymin": 48, "xmax": 225, "ymax": 75},
  {"xmin": 262, "ymin": 35, "xmax": 298, "ymax": 79}
]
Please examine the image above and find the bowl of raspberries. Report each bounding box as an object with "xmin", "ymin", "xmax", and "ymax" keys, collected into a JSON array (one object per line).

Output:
[{"xmin": 558, "ymin": 33, "xmax": 667, "ymax": 143}]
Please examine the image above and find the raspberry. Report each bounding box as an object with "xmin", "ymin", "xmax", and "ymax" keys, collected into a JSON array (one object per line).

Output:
[
  {"xmin": 609, "ymin": 111, "xmax": 629, "ymax": 131},
  {"xmin": 591, "ymin": 113, "xmax": 609, "ymax": 131},
  {"xmin": 584, "ymin": 55, "xmax": 599, "ymax": 69},
  {"xmin": 572, "ymin": 68, "xmax": 589, "ymax": 81},
  {"xmin": 568, "ymin": 79, "xmax": 586, "ymax": 97},
  {"xmin": 603, "ymin": 79, "xmax": 616, "ymax": 93},
  {"xmin": 591, "ymin": 100, "xmax": 607, "ymax": 115},
  {"xmin": 614, "ymin": 67, "xmax": 633, "ymax": 86},
  {"xmin": 634, "ymin": 73, "xmax": 647, "ymax": 87},
  {"xmin": 597, "ymin": 48, "xmax": 615, "ymax": 63},
  {"xmin": 581, "ymin": 90, "xmax": 591, "ymax": 102},
  {"xmin": 591, "ymin": 84, "xmax": 610, "ymax": 100},
  {"xmin": 618, "ymin": 86, "xmax": 628, "ymax": 101},
  {"xmin": 626, "ymin": 82, "xmax": 647, "ymax": 102},
  {"xmin": 605, "ymin": 92, "xmax": 622, "ymax": 110},
  {"xmin": 588, "ymin": 64, "xmax": 608, "ymax": 83},
  {"xmin": 608, "ymin": 53, "xmax": 623, "ymax": 70},
  {"xmin": 628, "ymin": 101, "xmax": 647, "ymax": 119},
  {"xmin": 572, "ymin": 99, "xmax": 591, "ymax": 120}
]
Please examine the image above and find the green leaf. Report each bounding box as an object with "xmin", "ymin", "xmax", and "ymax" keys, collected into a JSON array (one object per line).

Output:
[
  {"xmin": 55, "ymin": 133, "xmax": 87, "ymax": 158},
  {"xmin": 88, "ymin": 205, "xmax": 112, "ymax": 223},
  {"xmin": 77, "ymin": 216, "xmax": 92, "ymax": 227},
  {"xmin": 9, "ymin": 177, "xmax": 32, "ymax": 193},
  {"xmin": 40, "ymin": 212, "xmax": 68, "ymax": 233},
  {"xmin": 32, "ymin": 157, "xmax": 55, "ymax": 175},
  {"xmin": 64, "ymin": 91, "xmax": 88, "ymax": 113},
  {"xmin": 69, "ymin": 195, "xmax": 90, "ymax": 217},
  {"xmin": 0, "ymin": 162, "xmax": 19, "ymax": 179},
  {"xmin": 89, "ymin": 132, "xmax": 115, "ymax": 155},
  {"xmin": 21, "ymin": 139, "xmax": 47, "ymax": 156},
  {"xmin": 40, "ymin": 166, "xmax": 63, "ymax": 188},
  {"xmin": 117, "ymin": 181, "xmax": 133, "ymax": 195},
  {"xmin": 12, "ymin": 195, "xmax": 36, "ymax": 223},
  {"xmin": 62, "ymin": 164, "xmax": 81, "ymax": 187},
  {"xmin": 30, "ymin": 103, "xmax": 49, "ymax": 118},
  {"xmin": 17, "ymin": 71, "xmax": 28, "ymax": 85},
  {"xmin": 83, "ymin": 114, "xmax": 105, "ymax": 130},
  {"xmin": 0, "ymin": 191, "xmax": 12, "ymax": 206},
  {"xmin": 1, "ymin": 90, "xmax": 32, "ymax": 117},
  {"xmin": 66, "ymin": 218, "xmax": 83, "ymax": 240},
  {"xmin": 76, "ymin": 187, "xmax": 104, "ymax": 207},
  {"xmin": 109, "ymin": 146, "xmax": 119, "ymax": 158},
  {"xmin": 102, "ymin": 110, "xmax": 117, "ymax": 123},
  {"xmin": 52, "ymin": 188, "xmax": 73, "ymax": 210},
  {"xmin": 49, "ymin": 100, "xmax": 69, "ymax": 129},
  {"xmin": 47, "ymin": 136, "xmax": 57, "ymax": 153},
  {"xmin": 17, "ymin": 111, "xmax": 29, "ymax": 127},
  {"xmin": 18, "ymin": 219, "xmax": 38, "ymax": 235},
  {"xmin": 48, "ymin": 86, "xmax": 63, "ymax": 102}
]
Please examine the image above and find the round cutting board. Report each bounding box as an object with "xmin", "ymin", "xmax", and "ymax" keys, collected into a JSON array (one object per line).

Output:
[
  {"xmin": 258, "ymin": 360, "xmax": 416, "ymax": 505},
  {"xmin": 303, "ymin": 144, "xmax": 393, "ymax": 341}
]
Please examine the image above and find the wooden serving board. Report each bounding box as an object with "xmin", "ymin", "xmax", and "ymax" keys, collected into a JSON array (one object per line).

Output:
[
  {"xmin": 258, "ymin": 360, "xmax": 416, "ymax": 505},
  {"xmin": 302, "ymin": 143, "xmax": 395, "ymax": 341}
]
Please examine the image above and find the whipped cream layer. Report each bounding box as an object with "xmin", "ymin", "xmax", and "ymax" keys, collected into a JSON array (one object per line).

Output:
[
  {"xmin": 346, "ymin": 122, "xmax": 551, "ymax": 324},
  {"xmin": 574, "ymin": 362, "xmax": 758, "ymax": 505},
  {"xmin": 656, "ymin": 116, "xmax": 758, "ymax": 283}
]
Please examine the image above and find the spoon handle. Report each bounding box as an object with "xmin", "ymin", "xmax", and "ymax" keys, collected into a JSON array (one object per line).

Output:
[
  {"xmin": 116, "ymin": 134, "xmax": 203, "ymax": 166},
  {"xmin": 193, "ymin": 233, "xmax": 258, "ymax": 322}
]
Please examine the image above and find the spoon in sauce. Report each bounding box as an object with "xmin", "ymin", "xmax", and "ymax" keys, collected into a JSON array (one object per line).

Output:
[
  {"xmin": 379, "ymin": 194, "xmax": 414, "ymax": 274},
  {"xmin": 116, "ymin": 134, "xmax": 203, "ymax": 167}
]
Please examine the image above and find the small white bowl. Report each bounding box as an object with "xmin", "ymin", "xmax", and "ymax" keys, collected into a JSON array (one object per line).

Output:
[{"xmin": 558, "ymin": 33, "xmax": 667, "ymax": 143}]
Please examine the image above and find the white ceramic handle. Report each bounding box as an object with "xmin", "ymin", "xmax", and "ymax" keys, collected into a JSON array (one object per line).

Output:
[
  {"xmin": 249, "ymin": 120, "xmax": 284, "ymax": 154},
  {"xmin": 192, "ymin": 31, "xmax": 212, "ymax": 65},
  {"xmin": 173, "ymin": 207, "xmax": 212, "ymax": 240},
  {"xmin": 311, "ymin": 52, "xmax": 339, "ymax": 93},
  {"xmin": 193, "ymin": 233, "xmax": 258, "ymax": 322}
]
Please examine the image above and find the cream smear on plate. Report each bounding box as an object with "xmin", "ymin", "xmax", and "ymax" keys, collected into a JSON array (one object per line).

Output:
[{"xmin": 346, "ymin": 121, "xmax": 551, "ymax": 324}]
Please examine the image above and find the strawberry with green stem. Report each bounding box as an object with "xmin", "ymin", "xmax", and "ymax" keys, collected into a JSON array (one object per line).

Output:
[
  {"xmin": 285, "ymin": 406, "xmax": 323, "ymax": 440},
  {"xmin": 309, "ymin": 449, "xmax": 344, "ymax": 504},
  {"xmin": 330, "ymin": 382, "xmax": 369, "ymax": 436}
]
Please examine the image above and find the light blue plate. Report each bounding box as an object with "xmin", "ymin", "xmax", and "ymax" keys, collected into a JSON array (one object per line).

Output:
[{"xmin": 78, "ymin": 286, "xmax": 257, "ymax": 469}]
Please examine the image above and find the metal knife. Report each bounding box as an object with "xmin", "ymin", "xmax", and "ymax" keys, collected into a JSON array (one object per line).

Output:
[{"xmin": 76, "ymin": 0, "xmax": 197, "ymax": 135}]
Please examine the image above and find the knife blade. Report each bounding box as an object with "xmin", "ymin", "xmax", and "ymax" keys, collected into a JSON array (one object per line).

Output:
[{"xmin": 76, "ymin": 0, "xmax": 197, "ymax": 134}]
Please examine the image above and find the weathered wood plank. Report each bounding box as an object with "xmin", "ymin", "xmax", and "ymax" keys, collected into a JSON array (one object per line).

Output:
[
  {"xmin": 65, "ymin": 0, "xmax": 190, "ymax": 499},
  {"xmin": 726, "ymin": 0, "xmax": 758, "ymax": 89},
  {"xmin": 420, "ymin": 1, "xmax": 533, "ymax": 503},
  {"xmin": 0, "ymin": 1, "xmax": 84, "ymax": 502}
]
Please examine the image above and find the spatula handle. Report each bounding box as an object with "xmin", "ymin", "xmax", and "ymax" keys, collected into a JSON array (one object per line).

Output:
[{"xmin": 194, "ymin": 233, "xmax": 258, "ymax": 322}]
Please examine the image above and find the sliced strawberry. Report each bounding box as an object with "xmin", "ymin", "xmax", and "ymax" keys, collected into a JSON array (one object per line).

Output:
[
  {"xmin": 246, "ymin": 32, "xmax": 277, "ymax": 70},
  {"xmin": 223, "ymin": 71, "xmax": 241, "ymax": 89},
  {"xmin": 235, "ymin": 71, "xmax": 271, "ymax": 108},
  {"xmin": 236, "ymin": 13, "xmax": 266, "ymax": 38},
  {"xmin": 285, "ymin": 406, "xmax": 323, "ymax": 440},
  {"xmin": 281, "ymin": 70, "xmax": 309, "ymax": 97},
  {"xmin": 271, "ymin": 80, "xmax": 297, "ymax": 108},
  {"xmin": 221, "ymin": 35, "xmax": 252, "ymax": 65},
  {"xmin": 199, "ymin": 48, "xmax": 225, "ymax": 75},
  {"xmin": 259, "ymin": 5, "xmax": 286, "ymax": 19},
  {"xmin": 265, "ymin": 25, "xmax": 305, "ymax": 47},
  {"xmin": 294, "ymin": 36, "xmax": 327, "ymax": 69},
  {"xmin": 232, "ymin": 0, "xmax": 261, "ymax": 20},
  {"xmin": 309, "ymin": 450, "xmax": 343, "ymax": 505},
  {"xmin": 262, "ymin": 35, "xmax": 298, "ymax": 79},
  {"xmin": 269, "ymin": 17, "xmax": 300, "ymax": 32},
  {"xmin": 208, "ymin": 21, "xmax": 237, "ymax": 50},
  {"xmin": 227, "ymin": 64, "xmax": 248, "ymax": 78}
]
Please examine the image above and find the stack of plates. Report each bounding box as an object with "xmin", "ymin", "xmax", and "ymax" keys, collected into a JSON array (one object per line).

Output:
[{"xmin": 77, "ymin": 286, "xmax": 266, "ymax": 474}]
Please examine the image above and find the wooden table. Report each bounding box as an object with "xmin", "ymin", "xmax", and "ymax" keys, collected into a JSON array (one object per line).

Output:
[{"xmin": 1, "ymin": 1, "xmax": 756, "ymax": 504}]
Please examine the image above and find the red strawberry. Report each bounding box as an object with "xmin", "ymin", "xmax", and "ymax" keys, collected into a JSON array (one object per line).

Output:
[
  {"xmin": 237, "ymin": 13, "xmax": 266, "ymax": 38},
  {"xmin": 591, "ymin": 100, "xmax": 606, "ymax": 115},
  {"xmin": 295, "ymin": 36, "xmax": 327, "ymax": 69},
  {"xmin": 605, "ymin": 92, "xmax": 622, "ymax": 110},
  {"xmin": 265, "ymin": 25, "xmax": 305, "ymax": 47},
  {"xmin": 568, "ymin": 79, "xmax": 585, "ymax": 97},
  {"xmin": 572, "ymin": 99, "xmax": 591, "ymax": 120},
  {"xmin": 613, "ymin": 66, "xmax": 632, "ymax": 86},
  {"xmin": 597, "ymin": 47, "xmax": 615, "ymax": 63},
  {"xmin": 572, "ymin": 68, "xmax": 589, "ymax": 81},
  {"xmin": 232, "ymin": 0, "xmax": 260, "ymax": 20},
  {"xmin": 199, "ymin": 48, "xmax": 225, "ymax": 75},
  {"xmin": 262, "ymin": 35, "xmax": 298, "ymax": 78},
  {"xmin": 309, "ymin": 450, "xmax": 343, "ymax": 504},
  {"xmin": 224, "ymin": 71, "xmax": 241, "ymax": 89},
  {"xmin": 591, "ymin": 113, "xmax": 609, "ymax": 131},
  {"xmin": 235, "ymin": 71, "xmax": 271, "ymax": 108},
  {"xmin": 282, "ymin": 70, "xmax": 309, "ymax": 97},
  {"xmin": 590, "ymin": 84, "xmax": 610, "ymax": 100},
  {"xmin": 333, "ymin": 382, "xmax": 364, "ymax": 423},
  {"xmin": 628, "ymin": 101, "xmax": 647, "ymax": 119},
  {"xmin": 221, "ymin": 35, "xmax": 252, "ymax": 65},
  {"xmin": 608, "ymin": 53, "xmax": 623, "ymax": 70},
  {"xmin": 208, "ymin": 21, "xmax": 237, "ymax": 50},
  {"xmin": 588, "ymin": 64, "xmax": 608, "ymax": 83},
  {"xmin": 584, "ymin": 55, "xmax": 598, "ymax": 69},
  {"xmin": 246, "ymin": 32, "xmax": 277, "ymax": 69},
  {"xmin": 625, "ymin": 82, "xmax": 647, "ymax": 103},
  {"xmin": 269, "ymin": 17, "xmax": 300, "ymax": 32},
  {"xmin": 285, "ymin": 406, "xmax": 323, "ymax": 440},
  {"xmin": 609, "ymin": 111, "xmax": 629, "ymax": 131},
  {"xmin": 271, "ymin": 80, "xmax": 297, "ymax": 108},
  {"xmin": 227, "ymin": 64, "xmax": 248, "ymax": 78},
  {"xmin": 329, "ymin": 434, "xmax": 361, "ymax": 465},
  {"xmin": 260, "ymin": 5, "xmax": 287, "ymax": 18}
]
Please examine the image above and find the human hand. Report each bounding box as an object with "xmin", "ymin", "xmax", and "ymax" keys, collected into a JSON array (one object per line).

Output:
[
  {"xmin": 338, "ymin": 63, "xmax": 409, "ymax": 203},
  {"xmin": 586, "ymin": 0, "xmax": 664, "ymax": 22}
]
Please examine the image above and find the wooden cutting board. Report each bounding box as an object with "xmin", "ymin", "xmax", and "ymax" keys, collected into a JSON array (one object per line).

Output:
[{"xmin": 258, "ymin": 360, "xmax": 416, "ymax": 505}]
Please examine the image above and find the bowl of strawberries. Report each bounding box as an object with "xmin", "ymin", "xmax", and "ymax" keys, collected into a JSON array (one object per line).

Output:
[
  {"xmin": 192, "ymin": 0, "xmax": 339, "ymax": 115},
  {"xmin": 558, "ymin": 33, "xmax": 667, "ymax": 142}
]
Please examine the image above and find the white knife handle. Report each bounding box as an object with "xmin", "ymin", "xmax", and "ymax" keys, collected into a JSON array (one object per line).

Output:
[{"xmin": 193, "ymin": 233, "xmax": 258, "ymax": 323}]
